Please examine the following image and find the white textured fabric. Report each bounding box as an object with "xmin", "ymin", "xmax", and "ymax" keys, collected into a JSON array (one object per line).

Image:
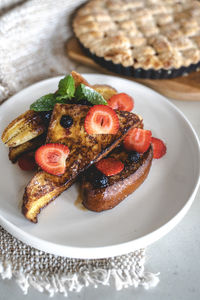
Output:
[
  {"xmin": 0, "ymin": 0, "xmax": 159, "ymax": 296},
  {"xmin": 0, "ymin": 0, "xmax": 25, "ymax": 12},
  {"xmin": 0, "ymin": 226, "xmax": 159, "ymax": 297},
  {"xmin": 0, "ymin": 0, "xmax": 86, "ymax": 101}
]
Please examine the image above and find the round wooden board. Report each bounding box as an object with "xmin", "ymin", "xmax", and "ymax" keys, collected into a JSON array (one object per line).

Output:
[{"xmin": 66, "ymin": 37, "xmax": 200, "ymax": 101}]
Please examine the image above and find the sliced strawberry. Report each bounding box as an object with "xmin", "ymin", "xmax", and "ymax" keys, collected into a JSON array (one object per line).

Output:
[
  {"xmin": 18, "ymin": 152, "xmax": 37, "ymax": 171},
  {"xmin": 108, "ymin": 93, "xmax": 134, "ymax": 112},
  {"xmin": 124, "ymin": 128, "xmax": 152, "ymax": 153},
  {"xmin": 35, "ymin": 143, "xmax": 70, "ymax": 175},
  {"xmin": 95, "ymin": 158, "xmax": 124, "ymax": 176},
  {"xmin": 151, "ymin": 137, "xmax": 166, "ymax": 159},
  {"xmin": 84, "ymin": 105, "xmax": 119, "ymax": 134}
]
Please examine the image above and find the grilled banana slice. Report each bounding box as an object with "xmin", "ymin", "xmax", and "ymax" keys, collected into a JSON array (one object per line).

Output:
[
  {"xmin": 92, "ymin": 84, "xmax": 117, "ymax": 100},
  {"xmin": 9, "ymin": 134, "xmax": 46, "ymax": 163},
  {"xmin": 1, "ymin": 110, "xmax": 46, "ymax": 147},
  {"xmin": 71, "ymin": 71, "xmax": 117, "ymax": 100}
]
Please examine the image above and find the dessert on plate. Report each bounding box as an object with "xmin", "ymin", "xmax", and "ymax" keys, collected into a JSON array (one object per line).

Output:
[
  {"xmin": 1, "ymin": 72, "xmax": 166, "ymax": 223},
  {"xmin": 23, "ymin": 103, "xmax": 141, "ymax": 223}
]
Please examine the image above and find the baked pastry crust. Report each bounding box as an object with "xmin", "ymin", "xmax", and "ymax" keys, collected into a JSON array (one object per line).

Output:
[{"xmin": 73, "ymin": 0, "xmax": 200, "ymax": 71}]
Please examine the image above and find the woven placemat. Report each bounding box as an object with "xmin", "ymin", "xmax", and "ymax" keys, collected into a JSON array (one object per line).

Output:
[{"xmin": 0, "ymin": 226, "xmax": 159, "ymax": 297}]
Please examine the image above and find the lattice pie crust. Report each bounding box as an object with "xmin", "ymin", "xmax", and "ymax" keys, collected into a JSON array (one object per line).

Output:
[{"xmin": 73, "ymin": 0, "xmax": 200, "ymax": 70}]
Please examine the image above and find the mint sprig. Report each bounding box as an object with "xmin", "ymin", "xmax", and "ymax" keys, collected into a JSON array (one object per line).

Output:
[
  {"xmin": 30, "ymin": 75, "xmax": 75, "ymax": 111},
  {"xmin": 30, "ymin": 75, "xmax": 107, "ymax": 112},
  {"xmin": 57, "ymin": 75, "xmax": 75, "ymax": 99},
  {"xmin": 75, "ymin": 84, "xmax": 107, "ymax": 106},
  {"xmin": 30, "ymin": 94, "xmax": 57, "ymax": 111}
]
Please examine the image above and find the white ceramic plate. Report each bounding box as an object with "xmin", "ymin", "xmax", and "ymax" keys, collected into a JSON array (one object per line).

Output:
[{"xmin": 0, "ymin": 74, "xmax": 200, "ymax": 259}]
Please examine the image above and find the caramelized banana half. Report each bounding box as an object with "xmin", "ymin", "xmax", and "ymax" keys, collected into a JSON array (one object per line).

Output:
[
  {"xmin": 92, "ymin": 84, "xmax": 117, "ymax": 100},
  {"xmin": 2, "ymin": 110, "xmax": 46, "ymax": 147},
  {"xmin": 9, "ymin": 134, "xmax": 46, "ymax": 163}
]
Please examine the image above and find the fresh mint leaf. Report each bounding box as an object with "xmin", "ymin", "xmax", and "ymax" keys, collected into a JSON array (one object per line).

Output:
[
  {"xmin": 55, "ymin": 95, "xmax": 69, "ymax": 101},
  {"xmin": 57, "ymin": 75, "xmax": 75, "ymax": 99},
  {"xmin": 30, "ymin": 75, "xmax": 75, "ymax": 111},
  {"xmin": 75, "ymin": 84, "xmax": 107, "ymax": 105},
  {"xmin": 30, "ymin": 75, "xmax": 107, "ymax": 112},
  {"xmin": 30, "ymin": 93, "xmax": 57, "ymax": 111}
]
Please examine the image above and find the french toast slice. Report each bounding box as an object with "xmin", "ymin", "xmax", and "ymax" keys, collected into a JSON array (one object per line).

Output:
[
  {"xmin": 22, "ymin": 103, "xmax": 142, "ymax": 223},
  {"xmin": 81, "ymin": 145, "xmax": 153, "ymax": 212}
]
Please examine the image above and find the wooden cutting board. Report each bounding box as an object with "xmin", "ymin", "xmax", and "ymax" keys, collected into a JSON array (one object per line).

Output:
[{"xmin": 66, "ymin": 37, "xmax": 200, "ymax": 101}]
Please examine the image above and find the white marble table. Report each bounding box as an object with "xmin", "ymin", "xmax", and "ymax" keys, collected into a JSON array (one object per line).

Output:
[{"xmin": 1, "ymin": 68, "xmax": 200, "ymax": 300}]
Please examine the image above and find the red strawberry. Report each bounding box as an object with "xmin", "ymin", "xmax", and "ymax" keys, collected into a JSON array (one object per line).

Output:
[
  {"xmin": 124, "ymin": 128, "xmax": 152, "ymax": 153},
  {"xmin": 96, "ymin": 158, "xmax": 124, "ymax": 176},
  {"xmin": 84, "ymin": 105, "xmax": 119, "ymax": 134},
  {"xmin": 108, "ymin": 93, "xmax": 134, "ymax": 112},
  {"xmin": 35, "ymin": 143, "xmax": 70, "ymax": 175},
  {"xmin": 151, "ymin": 137, "xmax": 167, "ymax": 159},
  {"xmin": 18, "ymin": 152, "xmax": 37, "ymax": 171}
]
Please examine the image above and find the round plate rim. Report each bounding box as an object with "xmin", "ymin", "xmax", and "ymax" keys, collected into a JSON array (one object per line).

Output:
[{"xmin": 0, "ymin": 74, "xmax": 200, "ymax": 259}]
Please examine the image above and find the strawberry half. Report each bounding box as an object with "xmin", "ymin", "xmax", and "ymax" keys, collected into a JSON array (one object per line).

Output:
[
  {"xmin": 96, "ymin": 158, "xmax": 124, "ymax": 176},
  {"xmin": 84, "ymin": 105, "xmax": 119, "ymax": 134},
  {"xmin": 108, "ymin": 93, "xmax": 134, "ymax": 112},
  {"xmin": 18, "ymin": 152, "xmax": 37, "ymax": 171},
  {"xmin": 151, "ymin": 137, "xmax": 167, "ymax": 159},
  {"xmin": 35, "ymin": 143, "xmax": 70, "ymax": 175},
  {"xmin": 124, "ymin": 128, "xmax": 152, "ymax": 153}
]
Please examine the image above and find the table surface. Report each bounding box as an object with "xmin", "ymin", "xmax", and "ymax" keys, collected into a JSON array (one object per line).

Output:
[{"xmin": 1, "ymin": 67, "xmax": 200, "ymax": 300}]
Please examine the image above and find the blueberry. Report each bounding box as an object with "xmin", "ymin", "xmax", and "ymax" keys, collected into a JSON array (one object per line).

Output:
[
  {"xmin": 90, "ymin": 170, "xmax": 109, "ymax": 189},
  {"xmin": 60, "ymin": 115, "xmax": 73, "ymax": 128},
  {"xmin": 80, "ymin": 99, "xmax": 91, "ymax": 106},
  {"xmin": 39, "ymin": 111, "xmax": 52, "ymax": 125},
  {"xmin": 128, "ymin": 151, "xmax": 140, "ymax": 163},
  {"xmin": 73, "ymin": 98, "xmax": 92, "ymax": 106}
]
